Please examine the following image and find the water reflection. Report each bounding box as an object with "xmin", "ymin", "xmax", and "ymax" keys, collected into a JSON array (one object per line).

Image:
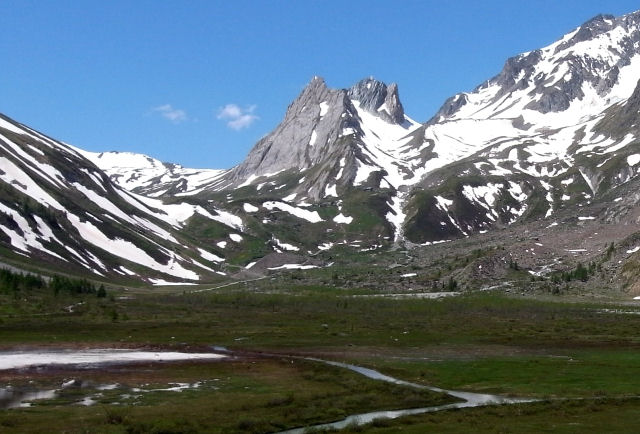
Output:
[{"xmin": 277, "ymin": 358, "xmax": 535, "ymax": 434}]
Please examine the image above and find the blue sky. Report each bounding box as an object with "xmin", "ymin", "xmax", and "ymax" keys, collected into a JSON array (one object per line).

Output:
[{"xmin": 1, "ymin": 1, "xmax": 639, "ymax": 169}]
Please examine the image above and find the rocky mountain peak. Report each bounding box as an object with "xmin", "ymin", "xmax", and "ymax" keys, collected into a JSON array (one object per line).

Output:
[
  {"xmin": 554, "ymin": 14, "xmax": 617, "ymax": 52},
  {"xmin": 348, "ymin": 77, "xmax": 405, "ymax": 124},
  {"xmin": 286, "ymin": 76, "xmax": 332, "ymax": 116},
  {"xmin": 226, "ymin": 76, "xmax": 358, "ymax": 184},
  {"xmin": 574, "ymin": 14, "xmax": 616, "ymax": 41},
  {"xmin": 429, "ymin": 9, "xmax": 640, "ymax": 122}
]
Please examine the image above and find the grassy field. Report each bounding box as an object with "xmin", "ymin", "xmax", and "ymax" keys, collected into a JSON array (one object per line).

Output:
[
  {"xmin": 1, "ymin": 278, "xmax": 640, "ymax": 432},
  {"xmin": 333, "ymin": 398, "xmax": 640, "ymax": 433},
  {"xmin": 0, "ymin": 357, "xmax": 453, "ymax": 433}
]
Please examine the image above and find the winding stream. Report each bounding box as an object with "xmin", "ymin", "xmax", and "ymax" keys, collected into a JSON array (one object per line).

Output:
[
  {"xmin": 0, "ymin": 348, "xmax": 535, "ymax": 431},
  {"xmin": 276, "ymin": 358, "xmax": 536, "ymax": 434}
]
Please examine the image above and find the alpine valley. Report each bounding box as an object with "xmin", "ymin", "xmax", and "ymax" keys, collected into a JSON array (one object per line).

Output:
[
  {"xmin": 6, "ymin": 9, "xmax": 640, "ymax": 434},
  {"xmin": 3, "ymin": 11, "xmax": 640, "ymax": 294}
]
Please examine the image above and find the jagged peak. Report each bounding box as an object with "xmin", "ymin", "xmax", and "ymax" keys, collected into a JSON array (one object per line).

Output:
[
  {"xmin": 307, "ymin": 75, "xmax": 328, "ymax": 90},
  {"xmin": 429, "ymin": 9, "xmax": 640, "ymax": 122},
  {"xmin": 561, "ymin": 13, "xmax": 617, "ymax": 46},
  {"xmin": 347, "ymin": 77, "xmax": 405, "ymax": 124},
  {"xmin": 347, "ymin": 77, "xmax": 387, "ymax": 110},
  {"xmin": 284, "ymin": 75, "xmax": 336, "ymax": 118},
  {"xmin": 584, "ymin": 13, "xmax": 616, "ymax": 25}
]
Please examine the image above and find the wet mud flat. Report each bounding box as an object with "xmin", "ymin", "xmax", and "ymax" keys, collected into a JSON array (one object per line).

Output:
[{"xmin": 0, "ymin": 348, "xmax": 230, "ymax": 409}]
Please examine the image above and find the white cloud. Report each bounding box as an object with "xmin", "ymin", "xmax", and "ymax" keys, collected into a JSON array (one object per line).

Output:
[
  {"xmin": 217, "ymin": 104, "xmax": 258, "ymax": 130},
  {"xmin": 153, "ymin": 104, "xmax": 188, "ymax": 123}
]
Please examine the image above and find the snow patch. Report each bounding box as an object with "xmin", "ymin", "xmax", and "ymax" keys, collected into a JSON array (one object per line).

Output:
[
  {"xmin": 271, "ymin": 236, "xmax": 300, "ymax": 252},
  {"xmin": 243, "ymin": 203, "xmax": 259, "ymax": 213},
  {"xmin": 333, "ymin": 213, "xmax": 353, "ymax": 224},
  {"xmin": 0, "ymin": 349, "xmax": 226, "ymax": 370},
  {"xmin": 627, "ymin": 154, "xmax": 640, "ymax": 166},
  {"xmin": 229, "ymin": 234, "xmax": 243, "ymax": 242},
  {"xmin": 66, "ymin": 214, "xmax": 199, "ymax": 280},
  {"xmin": 268, "ymin": 264, "xmax": 319, "ymax": 271},
  {"xmin": 263, "ymin": 201, "xmax": 323, "ymax": 223},
  {"xmin": 325, "ymin": 184, "xmax": 338, "ymax": 197},
  {"xmin": 198, "ymin": 248, "xmax": 224, "ymax": 262},
  {"xmin": 319, "ymin": 102, "xmax": 329, "ymax": 117}
]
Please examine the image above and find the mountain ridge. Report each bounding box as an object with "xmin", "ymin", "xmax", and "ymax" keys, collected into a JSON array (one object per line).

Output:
[{"xmin": 3, "ymin": 9, "xmax": 640, "ymax": 288}]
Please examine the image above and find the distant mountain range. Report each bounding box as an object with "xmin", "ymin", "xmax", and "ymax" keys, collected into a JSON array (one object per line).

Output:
[{"xmin": 3, "ymin": 10, "xmax": 640, "ymax": 286}]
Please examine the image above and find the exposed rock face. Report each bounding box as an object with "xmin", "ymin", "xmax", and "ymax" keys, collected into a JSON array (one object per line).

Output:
[
  {"xmin": 348, "ymin": 77, "xmax": 387, "ymax": 113},
  {"xmin": 429, "ymin": 11, "xmax": 640, "ymax": 121},
  {"xmin": 347, "ymin": 77, "xmax": 405, "ymax": 124},
  {"xmin": 383, "ymin": 83, "xmax": 406, "ymax": 124},
  {"xmin": 595, "ymin": 78, "xmax": 640, "ymax": 138},
  {"xmin": 556, "ymin": 14, "xmax": 616, "ymax": 48},
  {"xmin": 228, "ymin": 77, "xmax": 359, "ymax": 183},
  {"xmin": 226, "ymin": 76, "xmax": 410, "ymax": 196}
]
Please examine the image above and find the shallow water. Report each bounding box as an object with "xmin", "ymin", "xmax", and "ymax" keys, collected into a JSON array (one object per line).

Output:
[
  {"xmin": 0, "ymin": 348, "xmax": 534, "ymax": 429},
  {"xmin": 277, "ymin": 358, "xmax": 535, "ymax": 434},
  {"xmin": 0, "ymin": 387, "xmax": 58, "ymax": 409},
  {"xmin": 0, "ymin": 349, "xmax": 226, "ymax": 371},
  {"xmin": 0, "ymin": 348, "xmax": 227, "ymax": 408},
  {"xmin": 356, "ymin": 291, "xmax": 460, "ymax": 299}
]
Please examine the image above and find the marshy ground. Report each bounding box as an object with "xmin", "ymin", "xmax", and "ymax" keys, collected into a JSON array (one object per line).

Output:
[{"xmin": 1, "ymin": 267, "xmax": 640, "ymax": 432}]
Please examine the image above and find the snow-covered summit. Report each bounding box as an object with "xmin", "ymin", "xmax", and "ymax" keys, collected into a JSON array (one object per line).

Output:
[
  {"xmin": 431, "ymin": 10, "xmax": 640, "ymax": 127},
  {"xmin": 0, "ymin": 113, "xmax": 241, "ymax": 282},
  {"xmin": 223, "ymin": 76, "xmax": 422, "ymax": 200},
  {"xmin": 80, "ymin": 150, "xmax": 227, "ymax": 197}
]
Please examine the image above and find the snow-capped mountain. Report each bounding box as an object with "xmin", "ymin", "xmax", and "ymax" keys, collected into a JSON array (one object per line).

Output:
[
  {"xmin": 0, "ymin": 113, "xmax": 245, "ymax": 284},
  {"xmin": 202, "ymin": 8, "xmax": 640, "ymax": 243},
  {"xmin": 91, "ymin": 9, "xmax": 640, "ymax": 248},
  {"xmin": 80, "ymin": 150, "xmax": 228, "ymax": 197},
  {"xmin": 401, "ymin": 11, "xmax": 640, "ymax": 243},
  {"xmin": 4, "ymin": 9, "xmax": 640, "ymax": 283},
  {"xmin": 225, "ymin": 76, "xmax": 424, "ymax": 197},
  {"xmin": 197, "ymin": 76, "xmax": 429, "ymax": 243}
]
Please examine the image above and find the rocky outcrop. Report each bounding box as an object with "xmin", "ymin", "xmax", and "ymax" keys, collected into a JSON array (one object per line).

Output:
[
  {"xmin": 383, "ymin": 83, "xmax": 405, "ymax": 124},
  {"xmin": 430, "ymin": 11, "xmax": 640, "ymax": 121},
  {"xmin": 595, "ymin": 78, "xmax": 640, "ymax": 138},
  {"xmin": 348, "ymin": 77, "xmax": 405, "ymax": 124},
  {"xmin": 227, "ymin": 76, "xmax": 358, "ymax": 183},
  {"xmin": 226, "ymin": 76, "xmax": 409, "ymax": 196}
]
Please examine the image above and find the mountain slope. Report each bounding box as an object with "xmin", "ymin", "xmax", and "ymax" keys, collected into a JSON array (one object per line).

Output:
[
  {"xmin": 0, "ymin": 114, "xmax": 244, "ymax": 283},
  {"xmin": 401, "ymin": 10, "xmax": 640, "ymax": 243},
  {"xmin": 80, "ymin": 150, "xmax": 228, "ymax": 197},
  {"xmin": 6, "ymin": 9, "xmax": 640, "ymax": 286},
  {"xmin": 93, "ymin": 11, "xmax": 640, "ymax": 248}
]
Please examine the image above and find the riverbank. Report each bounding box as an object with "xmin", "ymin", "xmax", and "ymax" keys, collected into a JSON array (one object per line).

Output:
[{"xmin": 1, "ymin": 283, "xmax": 640, "ymax": 431}]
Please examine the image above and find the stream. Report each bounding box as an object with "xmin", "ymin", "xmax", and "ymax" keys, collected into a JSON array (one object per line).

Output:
[
  {"xmin": 0, "ymin": 348, "xmax": 535, "ymax": 431},
  {"xmin": 276, "ymin": 358, "xmax": 536, "ymax": 434}
]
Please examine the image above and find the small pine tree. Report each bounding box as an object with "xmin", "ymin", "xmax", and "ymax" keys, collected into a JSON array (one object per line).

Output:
[
  {"xmin": 97, "ymin": 284, "xmax": 107, "ymax": 298},
  {"xmin": 574, "ymin": 263, "xmax": 589, "ymax": 282},
  {"xmin": 606, "ymin": 242, "xmax": 615, "ymax": 259},
  {"xmin": 447, "ymin": 277, "xmax": 458, "ymax": 291}
]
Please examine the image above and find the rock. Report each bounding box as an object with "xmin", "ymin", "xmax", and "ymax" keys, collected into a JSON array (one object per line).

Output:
[{"xmin": 347, "ymin": 77, "xmax": 405, "ymax": 124}]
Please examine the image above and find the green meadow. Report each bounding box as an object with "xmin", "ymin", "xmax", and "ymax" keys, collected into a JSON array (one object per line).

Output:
[{"xmin": 1, "ymin": 275, "xmax": 640, "ymax": 432}]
